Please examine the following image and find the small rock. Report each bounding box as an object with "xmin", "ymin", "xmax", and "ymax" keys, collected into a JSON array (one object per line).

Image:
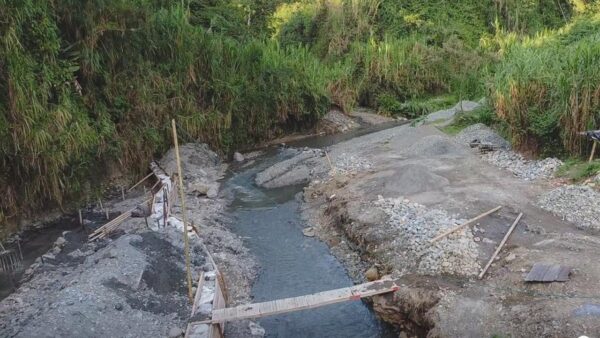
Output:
[
  {"xmin": 249, "ymin": 321, "xmax": 265, "ymax": 336},
  {"xmin": 365, "ymin": 266, "xmax": 379, "ymax": 281},
  {"xmin": 505, "ymin": 253, "xmax": 516, "ymax": 262},
  {"xmin": 54, "ymin": 237, "xmax": 66, "ymax": 247},
  {"xmin": 233, "ymin": 152, "xmax": 245, "ymax": 162},
  {"xmin": 207, "ymin": 186, "xmax": 218, "ymax": 199},
  {"xmin": 302, "ymin": 227, "xmax": 315, "ymax": 237},
  {"xmin": 66, "ymin": 300, "xmax": 75, "ymax": 306},
  {"xmin": 114, "ymin": 303, "xmax": 123, "ymax": 311},
  {"xmin": 473, "ymin": 237, "xmax": 481, "ymax": 242},
  {"xmin": 167, "ymin": 327, "xmax": 184, "ymax": 338}
]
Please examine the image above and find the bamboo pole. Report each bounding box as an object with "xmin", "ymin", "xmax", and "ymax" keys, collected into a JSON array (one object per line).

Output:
[
  {"xmin": 172, "ymin": 119, "xmax": 193, "ymax": 302},
  {"xmin": 478, "ymin": 213, "xmax": 523, "ymax": 279},
  {"xmin": 128, "ymin": 172, "xmax": 154, "ymax": 192},
  {"xmin": 589, "ymin": 141, "xmax": 597, "ymax": 163},
  {"xmin": 430, "ymin": 206, "xmax": 502, "ymax": 243}
]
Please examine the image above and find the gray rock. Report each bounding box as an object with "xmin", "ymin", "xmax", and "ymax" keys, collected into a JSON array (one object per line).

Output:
[
  {"xmin": 233, "ymin": 152, "xmax": 245, "ymax": 162},
  {"xmin": 54, "ymin": 237, "xmax": 66, "ymax": 247},
  {"xmin": 167, "ymin": 327, "xmax": 183, "ymax": 338},
  {"xmin": 206, "ymin": 186, "xmax": 218, "ymax": 199}
]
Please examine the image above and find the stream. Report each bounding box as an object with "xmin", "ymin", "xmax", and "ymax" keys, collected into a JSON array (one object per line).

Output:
[{"xmin": 222, "ymin": 123, "xmax": 405, "ymax": 337}]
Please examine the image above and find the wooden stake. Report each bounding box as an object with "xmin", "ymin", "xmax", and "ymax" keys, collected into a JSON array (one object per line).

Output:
[
  {"xmin": 78, "ymin": 209, "xmax": 83, "ymax": 226},
  {"xmin": 589, "ymin": 141, "xmax": 597, "ymax": 163},
  {"xmin": 105, "ymin": 208, "xmax": 110, "ymax": 220},
  {"xmin": 430, "ymin": 206, "xmax": 502, "ymax": 243},
  {"xmin": 128, "ymin": 172, "xmax": 154, "ymax": 192},
  {"xmin": 172, "ymin": 119, "xmax": 193, "ymax": 302},
  {"xmin": 479, "ymin": 213, "xmax": 523, "ymax": 279},
  {"xmin": 121, "ymin": 186, "xmax": 125, "ymax": 201}
]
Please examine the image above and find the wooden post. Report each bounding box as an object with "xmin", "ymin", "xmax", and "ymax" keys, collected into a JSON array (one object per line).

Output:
[
  {"xmin": 478, "ymin": 213, "xmax": 523, "ymax": 279},
  {"xmin": 172, "ymin": 119, "xmax": 193, "ymax": 302},
  {"xmin": 121, "ymin": 186, "xmax": 125, "ymax": 201},
  {"xmin": 589, "ymin": 141, "xmax": 597, "ymax": 163},
  {"xmin": 78, "ymin": 209, "xmax": 83, "ymax": 226},
  {"xmin": 430, "ymin": 206, "xmax": 502, "ymax": 243}
]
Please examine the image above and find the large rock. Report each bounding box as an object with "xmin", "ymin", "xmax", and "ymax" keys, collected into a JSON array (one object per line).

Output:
[
  {"xmin": 255, "ymin": 149, "xmax": 328, "ymax": 188},
  {"xmin": 425, "ymin": 100, "xmax": 482, "ymax": 126}
]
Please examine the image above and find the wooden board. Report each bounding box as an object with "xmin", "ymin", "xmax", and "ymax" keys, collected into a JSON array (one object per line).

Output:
[
  {"xmin": 525, "ymin": 263, "xmax": 571, "ymax": 282},
  {"xmin": 197, "ymin": 278, "xmax": 399, "ymax": 324}
]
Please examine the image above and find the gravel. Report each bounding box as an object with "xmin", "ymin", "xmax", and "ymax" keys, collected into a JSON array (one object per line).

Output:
[
  {"xmin": 455, "ymin": 123, "xmax": 510, "ymax": 150},
  {"xmin": 537, "ymin": 185, "xmax": 600, "ymax": 230},
  {"xmin": 481, "ymin": 150, "xmax": 562, "ymax": 180},
  {"xmin": 332, "ymin": 153, "xmax": 372, "ymax": 174},
  {"xmin": 375, "ymin": 197, "xmax": 480, "ymax": 276},
  {"xmin": 455, "ymin": 124, "xmax": 562, "ymax": 180}
]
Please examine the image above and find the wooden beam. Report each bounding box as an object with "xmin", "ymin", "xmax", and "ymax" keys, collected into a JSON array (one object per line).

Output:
[
  {"xmin": 195, "ymin": 278, "xmax": 399, "ymax": 325},
  {"xmin": 128, "ymin": 172, "xmax": 154, "ymax": 192},
  {"xmin": 589, "ymin": 141, "xmax": 597, "ymax": 163},
  {"xmin": 430, "ymin": 206, "xmax": 502, "ymax": 243},
  {"xmin": 478, "ymin": 213, "xmax": 523, "ymax": 279}
]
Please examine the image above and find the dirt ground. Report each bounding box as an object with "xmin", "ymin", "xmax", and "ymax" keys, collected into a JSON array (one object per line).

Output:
[{"xmin": 301, "ymin": 124, "xmax": 600, "ymax": 337}]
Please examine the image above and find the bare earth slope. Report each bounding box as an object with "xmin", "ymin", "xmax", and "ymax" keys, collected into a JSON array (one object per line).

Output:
[{"xmin": 302, "ymin": 124, "xmax": 600, "ymax": 337}]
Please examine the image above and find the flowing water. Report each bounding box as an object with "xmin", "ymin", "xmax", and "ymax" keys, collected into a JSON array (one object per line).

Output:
[{"xmin": 222, "ymin": 140, "xmax": 398, "ymax": 337}]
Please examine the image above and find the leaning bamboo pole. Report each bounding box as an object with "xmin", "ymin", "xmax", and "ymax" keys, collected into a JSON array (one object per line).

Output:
[
  {"xmin": 172, "ymin": 119, "xmax": 194, "ymax": 302},
  {"xmin": 478, "ymin": 213, "xmax": 523, "ymax": 279},
  {"xmin": 430, "ymin": 206, "xmax": 502, "ymax": 243}
]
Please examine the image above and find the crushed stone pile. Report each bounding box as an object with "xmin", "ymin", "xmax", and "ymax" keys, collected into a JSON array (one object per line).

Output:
[
  {"xmin": 537, "ymin": 185, "xmax": 600, "ymax": 230},
  {"xmin": 375, "ymin": 197, "xmax": 480, "ymax": 276},
  {"xmin": 332, "ymin": 153, "xmax": 372, "ymax": 174},
  {"xmin": 481, "ymin": 150, "xmax": 562, "ymax": 180},
  {"xmin": 455, "ymin": 124, "xmax": 562, "ymax": 180},
  {"xmin": 455, "ymin": 123, "xmax": 511, "ymax": 150},
  {"xmin": 405, "ymin": 135, "xmax": 467, "ymax": 157}
]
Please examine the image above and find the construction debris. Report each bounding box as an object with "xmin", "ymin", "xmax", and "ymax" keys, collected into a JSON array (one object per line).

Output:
[{"xmin": 525, "ymin": 263, "xmax": 572, "ymax": 282}]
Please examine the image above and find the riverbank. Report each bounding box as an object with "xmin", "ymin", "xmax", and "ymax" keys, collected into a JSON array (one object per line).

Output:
[
  {"xmin": 295, "ymin": 123, "xmax": 600, "ymax": 336},
  {"xmin": 0, "ymin": 144, "xmax": 258, "ymax": 337}
]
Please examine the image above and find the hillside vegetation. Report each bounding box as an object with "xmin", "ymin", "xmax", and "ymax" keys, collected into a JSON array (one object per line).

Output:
[{"xmin": 0, "ymin": 0, "xmax": 598, "ymax": 232}]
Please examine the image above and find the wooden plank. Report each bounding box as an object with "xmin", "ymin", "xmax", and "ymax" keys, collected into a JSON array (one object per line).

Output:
[
  {"xmin": 556, "ymin": 266, "xmax": 572, "ymax": 282},
  {"xmin": 542, "ymin": 265, "xmax": 562, "ymax": 282},
  {"xmin": 191, "ymin": 272, "xmax": 205, "ymax": 317},
  {"xmin": 202, "ymin": 278, "xmax": 399, "ymax": 324},
  {"xmin": 430, "ymin": 206, "xmax": 502, "ymax": 243},
  {"xmin": 525, "ymin": 263, "xmax": 551, "ymax": 282},
  {"xmin": 478, "ymin": 212, "xmax": 523, "ymax": 279}
]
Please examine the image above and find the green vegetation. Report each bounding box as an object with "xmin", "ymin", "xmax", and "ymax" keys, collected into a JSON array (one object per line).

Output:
[
  {"xmin": 556, "ymin": 159, "xmax": 600, "ymax": 181},
  {"xmin": 1, "ymin": 0, "xmax": 599, "ymax": 232}
]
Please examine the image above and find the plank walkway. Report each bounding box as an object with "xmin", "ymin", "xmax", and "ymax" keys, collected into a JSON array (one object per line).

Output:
[{"xmin": 195, "ymin": 278, "xmax": 399, "ymax": 325}]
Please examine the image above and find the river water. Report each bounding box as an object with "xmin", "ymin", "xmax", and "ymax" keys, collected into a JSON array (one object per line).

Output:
[{"xmin": 222, "ymin": 143, "xmax": 397, "ymax": 337}]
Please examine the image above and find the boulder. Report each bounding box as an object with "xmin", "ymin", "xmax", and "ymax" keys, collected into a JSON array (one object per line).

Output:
[{"xmin": 233, "ymin": 152, "xmax": 245, "ymax": 162}]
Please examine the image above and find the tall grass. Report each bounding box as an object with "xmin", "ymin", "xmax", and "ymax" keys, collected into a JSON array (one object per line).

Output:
[
  {"xmin": 0, "ymin": 0, "xmax": 332, "ymax": 233},
  {"xmin": 493, "ymin": 13, "xmax": 600, "ymax": 156}
]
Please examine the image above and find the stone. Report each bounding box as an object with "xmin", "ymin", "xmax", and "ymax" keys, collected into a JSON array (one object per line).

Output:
[
  {"xmin": 114, "ymin": 303, "xmax": 123, "ymax": 311},
  {"xmin": 505, "ymin": 253, "xmax": 516, "ymax": 262},
  {"xmin": 365, "ymin": 266, "xmax": 379, "ymax": 281},
  {"xmin": 167, "ymin": 327, "xmax": 184, "ymax": 338},
  {"xmin": 190, "ymin": 181, "xmax": 210, "ymax": 195},
  {"xmin": 302, "ymin": 227, "xmax": 315, "ymax": 237},
  {"xmin": 249, "ymin": 321, "xmax": 265, "ymax": 336},
  {"xmin": 233, "ymin": 152, "xmax": 245, "ymax": 162},
  {"xmin": 473, "ymin": 237, "xmax": 481, "ymax": 242},
  {"xmin": 54, "ymin": 237, "xmax": 66, "ymax": 247},
  {"xmin": 206, "ymin": 186, "xmax": 218, "ymax": 199}
]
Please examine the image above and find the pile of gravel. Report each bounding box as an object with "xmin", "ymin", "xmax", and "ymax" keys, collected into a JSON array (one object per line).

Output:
[
  {"xmin": 405, "ymin": 135, "xmax": 467, "ymax": 157},
  {"xmin": 455, "ymin": 123, "xmax": 510, "ymax": 150},
  {"xmin": 375, "ymin": 197, "xmax": 480, "ymax": 276},
  {"xmin": 481, "ymin": 150, "xmax": 562, "ymax": 180},
  {"xmin": 333, "ymin": 153, "xmax": 372, "ymax": 174},
  {"xmin": 537, "ymin": 185, "xmax": 600, "ymax": 230}
]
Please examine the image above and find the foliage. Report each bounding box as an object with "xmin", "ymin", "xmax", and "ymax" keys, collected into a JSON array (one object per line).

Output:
[
  {"xmin": 492, "ymin": 12, "xmax": 600, "ymax": 155},
  {"xmin": 556, "ymin": 159, "xmax": 600, "ymax": 181},
  {"xmin": 0, "ymin": 0, "xmax": 332, "ymax": 230}
]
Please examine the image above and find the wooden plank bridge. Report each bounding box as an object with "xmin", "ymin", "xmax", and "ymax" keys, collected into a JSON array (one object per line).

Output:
[{"xmin": 186, "ymin": 277, "xmax": 399, "ymax": 337}]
